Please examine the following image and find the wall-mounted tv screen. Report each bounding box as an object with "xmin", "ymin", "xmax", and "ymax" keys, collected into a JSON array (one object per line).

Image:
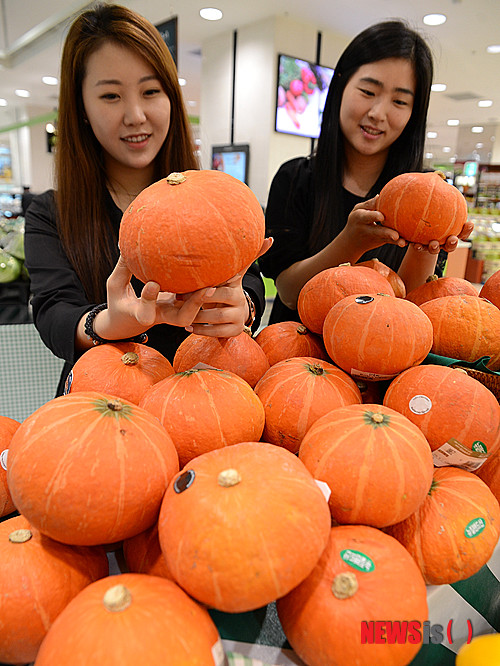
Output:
[
  {"xmin": 275, "ymin": 54, "xmax": 334, "ymax": 139},
  {"xmin": 211, "ymin": 144, "xmax": 250, "ymax": 185}
]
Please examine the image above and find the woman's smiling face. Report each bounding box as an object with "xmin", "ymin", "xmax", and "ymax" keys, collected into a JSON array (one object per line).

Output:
[{"xmin": 339, "ymin": 57, "xmax": 416, "ymax": 161}]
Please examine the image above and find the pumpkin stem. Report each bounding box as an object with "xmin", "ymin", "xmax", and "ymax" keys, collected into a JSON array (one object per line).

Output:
[
  {"xmin": 435, "ymin": 170, "xmax": 446, "ymax": 180},
  {"xmin": 296, "ymin": 325, "xmax": 308, "ymax": 335},
  {"xmin": 428, "ymin": 478, "xmax": 439, "ymax": 495},
  {"xmin": 103, "ymin": 584, "xmax": 133, "ymax": 612},
  {"xmin": 371, "ymin": 413, "xmax": 384, "ymax": 424},
  {"xmin": 107, "ymin": 399, "xmax": 123, "ymax": 412},
  {"xmin": 425, "ymin": 274, "xmax": 439, "ymax": 282},
  {"xmin": 332, "ymin": 572, "xmax": 358, "ymax": 599},
  {"xmin": 9, "ymin": 529, "xmax": 32, "ymax": 544},
  {"xmin": 166, "ymin": 172, "xmax": 187, "ymax": 185},
  {"xmin": 243, "ymin": 326, "xmax": 253, "ymax": 336},
  {"xmin": 308, "ymin": 363, "xmax": 325, "ymax": 376},
  {"xmin": 339, "ymin": 262, "xmax": 351, "ymax": 267},
  {"xmin": 218, "ymin": 468, "xmax": 242, "ymax": 487},
  {"xmin": 121, "ymin": 352, "xmax": 139, "ymax": 366}
]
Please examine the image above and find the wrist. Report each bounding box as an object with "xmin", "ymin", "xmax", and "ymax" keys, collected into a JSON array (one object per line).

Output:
[
  {"xmin": 84, "ymin": 304, "xmax": 148, "ymax": 346},
  {"xmin": 243, "ymin": 290, "xmax": 256, "ymax": 328}
]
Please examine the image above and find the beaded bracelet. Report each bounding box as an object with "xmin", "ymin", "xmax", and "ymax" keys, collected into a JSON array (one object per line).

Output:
[
  {"xmin": 84, "ymin": 303, "xmax": 148, "ymax": 346},
  {"xmin": 243, "ymin": 290, "xmax": 256, "ymax": 328}
]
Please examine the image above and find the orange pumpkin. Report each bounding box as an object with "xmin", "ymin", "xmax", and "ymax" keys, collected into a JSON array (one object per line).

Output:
[
  {"xmin": 66, "ymin": 341, "xmax": 174, "ymax": 404},
  {"xmin": 420, "ymin": 294, "xmax": 500, "ymax": 370},
  {"xmin": 299, "ymin": 404, "xmax": 434, "ymax": 527},
  {"xmin": 118, "ymin": 170, "xmax": 265, "ymax": 293},
  {"xmin": 277, "ymin": 525, "xmax": 428, "ymax": 666},
  {"xmin": 0, "ymin": 414, "xmax": 20, "ymax": 517},
  {"xmin": 0, "ymin": 514, "xmax": 109, "ymax": 664},
  {"xmin": 356, "ymin": 257, "xmax": 406, "ymax": 298},
  {"xmin": 386, "ymin": 467, "xmax": 500, "ymax": 584},
  {"xmin": 405, "ymin": 274, "xmax": 478, "ymax": 306},
  {"xmin": 158, "ymin": 441, "xmax": 331, "ymax": 613},
  {"xmin": 323, "ymin": 293, "xmax": 433, "ymax": 380},
  {"xmin": 255, "ymin": 321, "xmax": 328, "ymax": 366},
  {"xmin": 254, "ymin": 357, "xmax": 362, "ymax": 453},
  {"xmin": 377, "ymin": 170, "xmax": 467, "ymax": 244},
  {"xmin": 475, "ymin": 450, "xmax": 500, "ymax": 503},
  {"xmin": 172, "ymin": 330, "xmax": 270, "ymax": 388},
  {"xmin": 479, "ymin": 268, "xmax": 500, "ymax": 310},
  {"xmin": 7, "ymin": 392, "xmax": 179, "ymax": 546},
  {"xmin": 383, "ymin": 364, "xmax": 500, "ymax": 462},
  {"xmin": 34, "ymin": 573, "xmax": 223, "ymax": 665},
  {"xmin": 140, "ymin": 368, "xmax": 265, "ymax": 467},
  {"xmin": 123, "ymin": 523, "xmax": 174, "ymax": 580},
  {"xmin": 297, "ymin": 264, "xmax": 395, "ymax": 334}
]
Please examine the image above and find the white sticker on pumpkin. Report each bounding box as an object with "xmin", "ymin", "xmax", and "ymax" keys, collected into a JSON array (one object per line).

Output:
[
  {"xmin": 211, "ymin": 638, "xmax": 226, "ymax": 666},
  {"xmin": 433, "ymin": 438, "xmax": 488, "ymax": 472},
  {"xmin": 409, "ymin": 394, "xmax": 432, "ymax": 415},
  {"xmin": 0, "ymin": 449, "xmax": 7, "ymax": 471},
  {"xmin": 315, "ymin": 479, "xmax": 332, "ymax": 502}
]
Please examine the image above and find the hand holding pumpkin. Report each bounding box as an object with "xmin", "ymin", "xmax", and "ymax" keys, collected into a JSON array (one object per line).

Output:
[{"xmin": 409, "ymin": 217, "xmax": 475, "ymax": 254}]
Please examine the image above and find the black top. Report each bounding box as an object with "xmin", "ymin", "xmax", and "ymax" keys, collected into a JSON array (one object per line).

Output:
[
  {"xmin": 259, "ymin": 156, "xmax": 444, "ymax": 324},
  {"xmin": 24, "ymin": 189, "xmax": 266, "ymax": 396}
]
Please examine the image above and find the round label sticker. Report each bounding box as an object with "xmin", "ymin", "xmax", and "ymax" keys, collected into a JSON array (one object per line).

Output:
[
  {"xmin": 409, "ymin": 394, "xmax": 432, "ymax": 415},
  {"xmin": 464, "ymin": 517, "xmax": 486, "ymax": 538},
  {"xmin": 340, "ymin": 549, "xmax": 375, "ymax": 572},
  {"xmin": 0, "ymin": 449, "xmax": 8, "ymax": 471},
  {"xmin": 472, "ymin": 441, "xmax": 487, "ymax": 454}
]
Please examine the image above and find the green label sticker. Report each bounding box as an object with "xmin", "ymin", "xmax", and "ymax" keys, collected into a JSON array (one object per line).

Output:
[
  {"xmin": 340, "ymin": 549, "xmax": 375, "ymax": 572},
  {"xmin": 472, "ymin": 441, "xmax": 487, "ymax": 454},
  {"xmin": 464, "ymin": 517, "xmax": 486, "ymax": 538}
]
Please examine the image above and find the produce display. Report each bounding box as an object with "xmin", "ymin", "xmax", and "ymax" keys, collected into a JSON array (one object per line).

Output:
[{"xmin": 0, "ymin": 216, "xmax": 27, "ymax": 284}]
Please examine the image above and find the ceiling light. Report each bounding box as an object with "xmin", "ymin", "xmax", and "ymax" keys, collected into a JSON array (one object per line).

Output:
[
  {"xmin": 427, "ymin": 131, "xmax": 438, "ymax": 139},
  {"xmin": 443, "ymin": 147, "xmax": 451, "ymax": 153},
  {"xmin": 449, "ymin": 156, "xmax": 456, "ymax": 163},
  {"xmin": 431, "ymin": 83, "xmax": 447, "ymax": 92},
  {"xmin": 447, "ymin": 119, "xmax": 460, "ymax": 126},
  {"xmin": 0, "ymin": 99, "xmax": 7, "ymax": 106},
  {"xmin": 471, "ymin": 126, "xmax": 484, "ymax": 133},
  {"xmin": 42, "ymin": 76, "xmax": 58, "ymax": 86},
  {"xmin": 475, "ymin": 143, "xmax": 484, "ymax": 149},
  {"xmin": 15, "ymin": 89, "xmax": 30, "ymax": 98},
  {"xmin": 200, "ymin": 8, "xmax": 223, "ymax": 21},
  {"xmin": 423, "ymin": 14, "xmax": 447, "ymax": 26},
  {"xmin": 46, "ymin": 123, "xmax": 55, "ymax": 133},
  {"xmin": 478, "ymin": 100, "xmax": 493, "ymax": 107},
  {"xmin": 178, "ymin": 78, "xmax": 186, "ymax": 86},
  {"xmin": 425, "ymin": 152, "xmax": 433, "ymax": 159},
  {"xmin": 487, "ymin": 45, "xmax": 500, "ymax": 54},
  {"xmin": 187, "ymin": 100, "xmax": 197, "ymax": 107}
]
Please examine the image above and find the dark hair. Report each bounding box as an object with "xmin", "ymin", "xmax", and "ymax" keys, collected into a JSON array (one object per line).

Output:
[
  {"xmin": 55, "ymin": 3, "xmax": 199, "ymax": 301},
  {"xmin": 310, "ymin": 20, "xmax": 434, "ymax": 252}
]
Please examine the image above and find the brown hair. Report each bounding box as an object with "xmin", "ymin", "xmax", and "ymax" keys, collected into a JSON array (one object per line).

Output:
[{"xmin": 55, "ymin": 3, "xmax": 199, "ymax": 301}]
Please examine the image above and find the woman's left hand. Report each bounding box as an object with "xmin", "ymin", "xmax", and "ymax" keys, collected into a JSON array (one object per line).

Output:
[{"xmin": 410, "ymin": 219, "xmax": 475, "ymax": 254}]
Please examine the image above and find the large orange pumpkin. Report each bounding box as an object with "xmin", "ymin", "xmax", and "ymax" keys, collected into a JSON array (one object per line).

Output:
[
  {"xmin": 420, "ymin": 294, "xmax": 500, "ymax": 370},
  {"xmin": 34, "ymin": 573, "xmax": 223, "ymax": 665},
  {"xmin": 0, "ymin": 414, "xmax": 19, "ymax": 517},
  {"xmin": 254, "ymin": 357, "xmax": 362, "ymax": 453},
  {"xmin": 277, "ymin": 525, "xmax": 428, "ymax": 666},
  {"xmin": 377, "ymin": 170, "xmax": 467, "ymax": 244},
  {"xmin": 479, "ymin": 268, "xmax": 500, "ymax": 309},
  {"xmin": 323, "ymin": 293, "xmax": 433, "ymax": 380},
  {"xmin": 118, "ymin": 170, "xmax": 265, "ymax": 293},
  {"xmin": 65, "ymin": 341, "xmax": 174, "ymax": 404},
  {"xmin": 383, "ymin": 364, "xmax": 500, "ymax": 463},
  {"xmin": 122, "ymin": 523, "xmax": 173, "ymax": 581},
  {"xmin": 139, "ymin": 368, "xmax": 265, "ymax": 467},
  {"xmin": 254, "ymin": 321, "xmax": 328, "ymax": 366},
  {"xmin": 386, "ymin": 466, "xmax": 500, "ymax": 585},
  {"xmin": 297, "ymin": 264, "xmax": 395, "ymax": 334},
  {"xmin": 172, "ymin": 330, "xmax": 270, "ymax": 388},
  {"xmin": 0, "ymin": 514, "xmax": 109, "ymax": 664},
  {"xmin": 356, "ymin": 257, "xmax": 406, "ymax": 298},
  {"xmin": 7, "ymin": 392, "xmax": 179, "ymax": 546},
  {"xmin": 158, "ymin": 441, "xmax": 331, "ymax": 613},
  {"xmin": 406, "ymin": 274, "xmax": 478, "ymax": 306},
  {"xmin": 475, "ymin": 450, "xmax": 500, "ymax": 503},
  {"xmin": 299, "ymin": 403, "xmax": 434, "ymax": 527}
]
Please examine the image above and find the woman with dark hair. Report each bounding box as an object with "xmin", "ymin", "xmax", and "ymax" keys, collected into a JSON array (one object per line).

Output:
[
  {"xmin": 24, "ymin": 3, "xmax": 268, "ymax": 395},
  {"xmin": 260, "ymin": 20, "xmax": 473, "ymax": 324}
]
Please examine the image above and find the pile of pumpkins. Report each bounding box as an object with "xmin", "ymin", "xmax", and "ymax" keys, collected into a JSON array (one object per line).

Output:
[{"xmin": 1, "ymin": 169, "xmax": 500, "ymax": 666}]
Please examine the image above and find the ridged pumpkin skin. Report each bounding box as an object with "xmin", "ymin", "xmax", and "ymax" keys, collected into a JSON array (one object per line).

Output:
[
  {"xmin": 254, "ymin": 357, "xmax": 362, "ymax": 453},
  {"xmin": 299, "ymin": 404, "xmax": 434, "ymax": 527},
  {"xmin": 297, "ymin": 265, "xmax": 395, "ymax": 334},
  {"xmin": 139, "ymin": 368, "xmax": 265, "ymax": 467},
  {"xmin": 66, "ymin": 342, "xmax": 174, "ymax": 404},
  {"xmin": 0, "ymin": 515, "xmax": 109, "ymax": 664},
  {"xmin": 158, "ymin": 441, "xmax": 331, "ymax": 613},
  {"xmin": 255, "ymin": 321, "xmax": 328, "ymax": 366},
  {"xmin": 277, "ymin": 525, "xmax": 428, "ymax": 666},
  {"xmin": 7, "ymin": 392, "xmax": 179, "ymax": 546},
  {"xmin": 479, "ymin": 268, "xmax": 500, "ymax": 310},
  {"xmin": 377, "ymin": 171, "xmax": 467, "ymax": 244},
  {"xmin": 386, "ymin": 467, "xmax": 500, "ymax": 585},
  {"xmin": 122, "ymin": 523, "xmax": 174, "ymax": 580},
  {"xmin": 383, "ymin": 364, "xmax": 500, "ymax": 460},
  {"xmin": 323, "ymin": 293, "xmax": 433, "ymax": 380},
  {"xmin": 34, "ymin": 573, "xmax": 222, "ymax": 666},
  {"xmin": 118, "ymin": 170, "xmax": 265, "ymax": 293},
  {"xmin": 475, "ymin": 451, "xmax": 500, "ymax": 503},
  {"xmin": 356, "ymin": 258, "xmax": 406, "ymax": 298},
  {"xmin": 0, "ymin": 415, "xmax": 20, "ymax": 517},
  {"xmin": 406, "ymin": 274, "xmax": 478, "ymax": 306},
  {"xmin": 420, "ymin": 294, "xmax": 500, "ymax": 370},
  {"xmin": 172, "ymin": 330, "xmax": 270, "ymax": 388}
]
